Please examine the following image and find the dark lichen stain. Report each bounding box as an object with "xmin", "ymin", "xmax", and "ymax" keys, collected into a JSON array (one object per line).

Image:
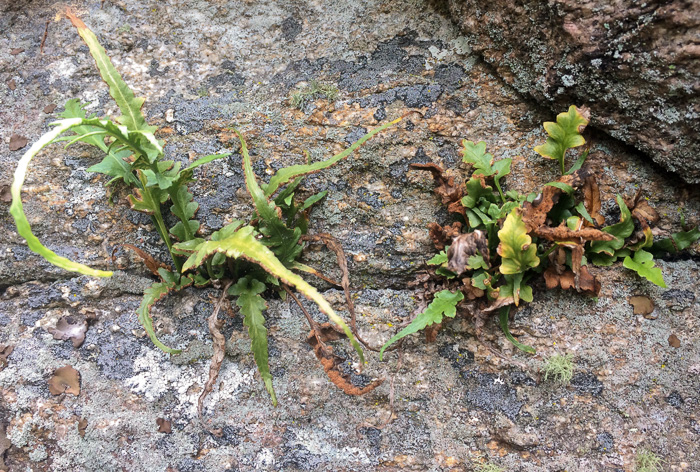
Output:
[
  {"xmin": 211, "ymin": 425, "xmax": 242, "ymax": 446},
  {"xmin": 510, "ymin": 370, "xmax": 537, "ymax": 387},
  {"xmin": 279, "ymin": 429, "xmax": 324, "ymax": 471},
  {"xmin": 666, "ymin": 390, "xmax": 684, "ymax": 408},
  {"xmin": 438, "ymin": 342, "xmax": 474, "ymax": 370},
  {"xmin": 460, "ymin": 370, "xmax": 523, "ymax": 420},
  {"xmin": 79, "ymin": 299, "xmax": 147, "ymax": 380},
  {"xmin": 280, "ymin": 16, "xmax": 302, "ymax": 42},
  {"xmin": 570, "ymin": 372, "xmax": 604, "ymax": 396},
  {"xmin": 597, "ymin": 431, "xmax": 614, "ymax": 453}
]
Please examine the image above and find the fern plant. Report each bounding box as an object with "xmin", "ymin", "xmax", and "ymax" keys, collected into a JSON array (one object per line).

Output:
[
  {"xmin": 381, "ymin": 105, "xmax": 700, "ymax": 356},
  {"xmin": 10, "ymin": 11, "xmax": 399, "ymax": 406}
]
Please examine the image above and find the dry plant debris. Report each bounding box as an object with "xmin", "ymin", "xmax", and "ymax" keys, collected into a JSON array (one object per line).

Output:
[{"xmin": 48, "ymin": 365, "xmax": 81, "ymax": 396}]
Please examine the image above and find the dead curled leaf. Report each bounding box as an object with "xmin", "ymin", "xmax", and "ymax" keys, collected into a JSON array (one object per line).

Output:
[
  {"xmin": 447, "ymin": 230, "xmax": 490, "ymax": 274},
  {"xmin": 123, "ymin": 244, "xmax": 171, "ymax": 278},
  {"xmin": 0, "ymin": 422, "xmax": 10, "ymax": 472},
  {"xmin": 0, "ymin": 345, "xmax": 13, "ymax": 371},
  {"xmin": 48, "ymin": 365, "xmax": 81, "ymax": 396},
  {"xmin": 306, "ymin": 323, "xmax": 383, "ymax": 396},
  {"xmin": 156, "ymin": 418, "xmax": 172, "ymax": 433},
  {"xmin": 9, "ymin": 134, "xmax": 28, "ymax": 151},
  {"xmin": 629, "ymin": 295, "xmax": 655, "ymax": 318},
  {"xmin": 410, "ymin": 163, "xmax": 465, "ymax": 217},
  {"xmin": 522, "ymin": 170, "xmax": 587, "ymax": 233},
  {"xmin": 48, "ymin": 315, "xmax": 88, "ymax": 348},
  {"xmin": 428, "ymin": 221, "xmax": 462, "ymax": 251},
  {"xmin": 582, "ymin": 176, "xmax": 605, "ymax": 226},
  {"xmin": 668, "ymin": 334, "xmax": 681, "ymax": 348},
  {"xmin": 77, "ymin": 418, "xmax": 88, "ymax": 438},
  {"xmin": 544, "ymin": 266, "xmax": 600, "ymax": 296}
]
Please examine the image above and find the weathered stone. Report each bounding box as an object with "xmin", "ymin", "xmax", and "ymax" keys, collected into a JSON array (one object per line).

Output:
[{"xmin": 446, "ymin": 0, "xmax": 700, "ymax": 182}]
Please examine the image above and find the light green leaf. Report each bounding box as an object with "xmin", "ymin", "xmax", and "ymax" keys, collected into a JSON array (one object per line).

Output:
[
  {"xmin": 499, "ymin": 306, "xmax": 536, "ymax": 354},
  {"xmin": 301, "ymin": 191, "xmax": 328, "ymax": 211},
  {"xmin": 427, "ymin": 249, "xmax": 448, "ymax": 265},
  {"xmin": 185, "ymin": 153, "xmax": 231, "ymax": 171},
  {"xmin": 174, "ymin": 226, "xmax": 365, "ymax": 363},
  {"xmin": 10, "ymin": 118, "xmax": 113, "ymax": 278},
  {"xmin": 264, "ymin": 118, "xmax": 402, "ymax": 197},
  {"xmin": 623, "ymin": 250, "xmax": 666, "ymax": 287},
  {"xmin": 461, "ymin": 140, "xmax": 494, "ymax": 173},
  {"xmin": 534, "ymin": 105, "xmax": 589, "ymax": 174},
  {"xmin": 137, "ymin": 272, "xmax": 193, "ymax": 354},
  {"xmin": 467, "ymin": 253, "xmax": 489, "ymax": 270},
  {"xmin": 67, "ymin": 11, "xmax": 156, "ymax": 133},
  {"xmin": 545, "ymin": 182, "xmax": 574, "ymax": 194},
  {"xmin": 497, "ymin": 210, "xmax": 540, "ymax": 274},
  {"xmin": 57, "ymin": 99, "xmax": 108, "ymax": 150},
  {"xmin": 462, "ymin": 176, "xmax": 496, "ymax": 209},
  {"xmin": 379, "ymin": 290, "xmax": 464, "ymax": 360},
  {"xmin": 499, "ymin": 273, "xmax": 533, "ymax": 306},
  {"xmin": 589, "ymin": 195, "xmax": 634, "ymax": 256},
  {"xmin": 168, "ymin": 184, "xmax": 200, "ymax": 241},
  {"xmin": 230, "ymin": 276, "xmax": 277, "ymax": 406},
  {"xmin": 235, "ymin": 129, "xmax": 303, "ymax": 266},
  {"xmin": 650, "ymin": 227, "xmax": 700, "ymax": 255}
]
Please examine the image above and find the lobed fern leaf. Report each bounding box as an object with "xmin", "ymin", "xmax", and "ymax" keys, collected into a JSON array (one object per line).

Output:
[{"xmin": 174, "ymin": 226, "xmax": 365, "ymax": 363}]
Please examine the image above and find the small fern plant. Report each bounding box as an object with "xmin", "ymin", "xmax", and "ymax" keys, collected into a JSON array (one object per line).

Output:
[
  {"xmin": 10, "ymin": 11, "xmax": 399, "ymax": 405},
  {"xmin": 381, "ymin": 106, "xmax": 700, "ymax": 358}
]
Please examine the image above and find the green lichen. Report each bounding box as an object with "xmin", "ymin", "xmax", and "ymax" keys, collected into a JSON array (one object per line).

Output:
[
  {"xmin": 635, "ymin": 449, "xmax": 662, "ymax": 472},
  {"xmin": 290, "ymin": 80, "xmax": 339, "ymax": 109},
  {"xmin": 543, "ymin": 353, "xmax": 574, "ymax": 384}
]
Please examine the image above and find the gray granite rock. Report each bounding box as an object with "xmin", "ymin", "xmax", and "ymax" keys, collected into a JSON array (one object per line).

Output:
[
  {"xmin": 446, "ymin": 0, "xmax": 700, "ymax": 183},
  {"xmin": 0, "ymin": 0, "xmax": 699, "ymax": 471}
]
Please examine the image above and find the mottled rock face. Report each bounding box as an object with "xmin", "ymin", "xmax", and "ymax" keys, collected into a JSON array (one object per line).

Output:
[{"xmin": 446, "ymin": 0, "xmax": 700, "ymax": 182}]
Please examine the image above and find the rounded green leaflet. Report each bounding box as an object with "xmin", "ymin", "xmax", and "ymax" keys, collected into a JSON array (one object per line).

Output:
[{"xmin": 497, "ymin": 209, "xmax": 540, "ymax": 274}]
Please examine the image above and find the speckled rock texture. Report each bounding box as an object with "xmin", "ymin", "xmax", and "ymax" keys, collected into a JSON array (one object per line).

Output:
[
  {"xmin": 446, "ymin": 0, "xmax": 700, "ymax": 183},
  {"xmin": 1, "ymin": 0, "xmax": 699, "ymax": 471}
]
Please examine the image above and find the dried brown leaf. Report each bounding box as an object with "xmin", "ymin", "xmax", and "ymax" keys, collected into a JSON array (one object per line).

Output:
[
  {"xmin": 668, "ymin": 334, "xmax": 680, "ymax": 348},
  {"xmin": 522, "ymin": 169, "xmax": 587, "ymax": 233},
  {"xmin": 447, "ymin": 230, "xmax": 490, "ymax": 274},
  {"xmin": 123, "ymin": 244, "xmax": 170, "ymax": 277},
  {"xmin": 48, "ymin": 365, "xmax": 81, "ymax": 396},
  {"xmin": 460, "ymin": 277, "xmax": 485, "ymax": 300},
  {"xmin": 0, "ymin": 422, "xmax": 10, "ymax": 472},
  {"xmin": 306, "ymin": 323, "xmax": 383, "ymax": 396},
  {"xmin": 629, "ymin": 295, "xmax": 655, "ymax": 317},
  {"xmin": 9, "ymin": 134, "xmax": 28, "ymax": 151},
  {"xmin": 156, "ymin": 418, "xmax": 172, "ymax": 433},
  {"xmin": 0, "ymin": 345, "xmax": 13, "ymax": 372},
  {"xmin": 10, "ymin": 48, "xmax": 24, "ymax": 55},
  {"xmin": 410, "ymin": 163, "xmax": 465, "ymax": 216},
  {"xmin": 7, "ymin": 80, "xmax": 15, "ymax": 91},
  {"xmin": 582, "ymin": 176, "xmax": 605, "ymax": 226},
  {"xmin": 543, "ymin": 265, "xmax": 600, "ymax": 295},
  {"xmin": 43, "ymin": 103, "xmax": 57, "ymax": 114},
  {"xmin": 424, "ymin": 323, "xmax": 442, "ymax": 343},
  {"xmin": 535, "ymin": 225, "xmax": 614, "ymax": 243},
  {"xmin": 198, "ymin": 286, "xmax": 231, "ymax": 430},
  {"xmin": 428, "ymin": 221, "xmax": 462, "ymax": 251},
  {"xmin": 77, "ymin": 418, "xmax": 88, "ymax": 438},
  {"xmin": 48, "ymin": 315, "xmax": 88, "ymax": 348}
]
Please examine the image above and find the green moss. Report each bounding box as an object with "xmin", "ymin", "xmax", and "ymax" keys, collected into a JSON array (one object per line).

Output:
[
  {"xmin": 474, "ymin": 463, "xmax": 505, "ymax": 472},
  {"xmin": 543, "ymin": 353, "xmax": 574, "ymax": 384},
  {"xmin": 290, "ymin": 80, "xmax": 339, "ymax": 109},
  {"xmin": 635, "ymin": 449, "xmax": 662, "ymax": 472}
]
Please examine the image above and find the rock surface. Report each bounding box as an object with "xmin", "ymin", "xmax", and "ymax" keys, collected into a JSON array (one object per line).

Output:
[
  {"xmin": 446, "ymin": 0, "xmax": 700, "ymax": 183},
  {"xmin": 0, "ymin": 0, "xmax": 699, "ymax": 471}
]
